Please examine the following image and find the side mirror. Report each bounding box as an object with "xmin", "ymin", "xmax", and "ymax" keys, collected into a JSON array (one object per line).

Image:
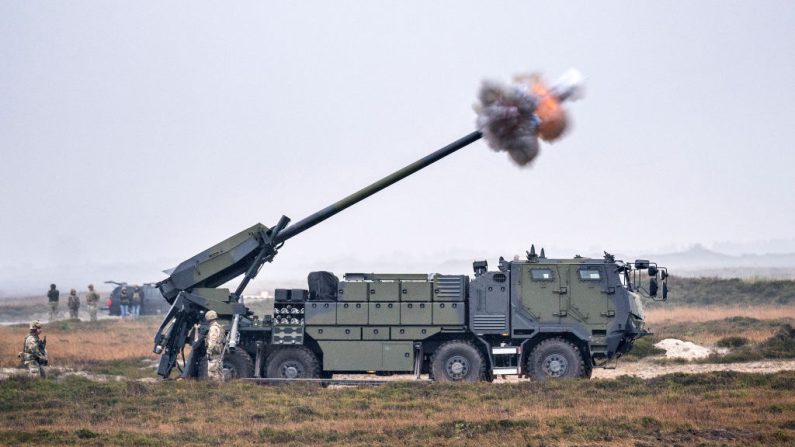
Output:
[
  {"xmin": 662, "ymin": 281, "xmax": 668, "ymax": 300},
  {"xmin": 649, "ymin": 277, "xmax": 658, "ymax": 297},
  {"xmin": 634, "ymin": 260, "xmax": 650, "ymax": 269},
  {"xmin": 648, "ymin": 265, "xmax": 658, "ymax": 276}
]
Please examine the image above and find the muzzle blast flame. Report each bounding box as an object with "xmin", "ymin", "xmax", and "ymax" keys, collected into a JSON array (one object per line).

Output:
[{"xmin": 474, "ymin": 69, "xmax": 584, "ymax": 166}]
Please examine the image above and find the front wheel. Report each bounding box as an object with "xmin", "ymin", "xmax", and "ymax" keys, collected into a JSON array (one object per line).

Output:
[
  {"xmin": 430, "ymin": 340, "xmax": 485, "ymax": 382},
  {"xmin": 265, "ymin": 347, "xmax": 321, "ymax": 379},
  {"xmin": 527, "ymin": 338, "xmax": 586, "ymax": 380}
]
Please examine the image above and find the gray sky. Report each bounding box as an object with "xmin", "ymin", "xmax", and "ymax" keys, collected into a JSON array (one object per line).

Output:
[{"xmin": 2, "ymin": 1, "xmax": 794, "ymax": 294}]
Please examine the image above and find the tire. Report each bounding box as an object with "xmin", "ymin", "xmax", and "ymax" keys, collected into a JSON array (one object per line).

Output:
[
  {"xmin": 430, "ymin": 340, "xmax": 485, "ymax": 382},
  {"xmin": 224, "ymin": 348, "xmax": 255, "ymax": 379},
  {"xmin": 527, "ymin": 338, "xmax": 586, "ymax": 380},
  {"xmin": 265, "ymin": 347, "xmax": 321, "ymax": 379}
]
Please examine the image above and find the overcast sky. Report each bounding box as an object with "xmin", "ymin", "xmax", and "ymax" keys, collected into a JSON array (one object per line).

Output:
[{"xmin": 2, "ymin": 1, "xmax": 794, "ymax": 294}]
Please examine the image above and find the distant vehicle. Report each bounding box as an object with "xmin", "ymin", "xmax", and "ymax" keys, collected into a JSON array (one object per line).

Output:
[{"xmin": 104, "ymin": 281, "xmax": 171, "ymax": 316}]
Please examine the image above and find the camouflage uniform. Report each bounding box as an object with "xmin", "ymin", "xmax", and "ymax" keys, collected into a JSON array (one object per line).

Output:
[
  {"xmin": 67, "ymin": 289, "xmax": 80, "ymax": 320},
  {"xmin": 22, "ymin": 321, "xmax": 47, "ymax": 378},
  {"xmin": 205, "ymin": 311, "xmax": 225, "ymax": 381},
  {"xmin": 47, "ymin": 284, "xmax": 59, "ymax": 322},
  {"xmin": 86, "ymin": 285, "xmax": 100, "ymax": 322}
]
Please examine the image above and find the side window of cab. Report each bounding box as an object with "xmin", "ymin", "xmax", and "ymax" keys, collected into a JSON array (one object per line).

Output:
[
  {"xmin": 530, "ymin": 268, "xmax": 555, "ymax": 281},
  {"xmin": 577, "ymin": 267, "xmax": 602, "ymax": 281}
]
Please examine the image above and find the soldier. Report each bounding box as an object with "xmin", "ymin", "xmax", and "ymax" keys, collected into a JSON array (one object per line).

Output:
[
  {"xmin": 119, "ymin": 287, "xmax": 130, "ymax": 318},
  {"xmin": 67, "ymin": 288, "xmax": 80, "ymax": 320},
  {"xmin": 131, "ymin": 286, "xmax": 142, "ymax": 319},
  {"xmin": 86, "ymin": 284, "xmax": 100, "ymax": 322},
  {"xmin": 21, "ymin": 320, "xmax": 48, "ymax": 378},
  {"xmin": 205, "ymin": 310, "xmax": 225, "ymax": 382},
  {"xmin": 47, "ymin": 284, "xmax": 59, "ymax": 322}
]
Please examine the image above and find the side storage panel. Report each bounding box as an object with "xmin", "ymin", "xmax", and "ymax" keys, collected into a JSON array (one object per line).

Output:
[
  {"xmin": 400, "ymin": 302, "xmax": 432, "ymax": 325},
  {"xmin": 400, "ymin": 281, "xmax": 432, "ymax": 301},
  {"xmin": 362, "ymin": 326, "xmax": 389, "ymax": 340},
  {"xmin": 390, "ymin": 326, "xmax": 440, "ymax": 340},
  {"xmin": 305, "ymin": 326, "xmax": 361, "ymax": 340},
  {"xmin": 305, "ymin": 302, "xmax": 337, "ymax": 325},
  {"xmin": 369, "ymin": 282, "xmax": 400, "ymax": 301},
  {"xmin": 368, "ymin": 302, "xmax": 400, "ymax": 325},
  {"xmin": 382, "ymin": 342, "xmax": 414, "ymax": 371},
  {"xmin": 317, "ymin": 341, "xmax": 413, "ymax": 371},
  {"xmin": 338, "ymin": 281, "xmax": 368, "ymax": 302},
  {"xmin": 432, "ymin": 302, "xmax": 466, "ymax": 325},
  {"xmin": 337, "ymin": 302, "xmax": 368, "ymax": 325}
]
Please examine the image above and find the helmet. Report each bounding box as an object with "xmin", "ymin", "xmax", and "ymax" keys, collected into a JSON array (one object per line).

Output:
[
  {"xmin": 88, "ymin": 284, "xmax": 94, "ymax": 290},
  {"xmin": 70, "ymin": 288, "xmax": 76, "ymax": 294},
  {"xmin": 205, "ymin": 310, "xmax": 218, "ymax": 321},
  {"xmin": 50, "ymin": 284, "xmax": 56, "ymax": 289},
  {"xmin": 30, "ymin": 320, "xmax": 42, "ymax": 330}
]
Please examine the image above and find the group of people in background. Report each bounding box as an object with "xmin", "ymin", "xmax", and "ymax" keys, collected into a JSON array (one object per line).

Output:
[
  {"xmin": 47, "ymin": 283, "xmax": 101, "ymax": 322},
  {"xmin": 46, "ymin": 283, "xmax": 143, "ymax": 321},
  {"xmin": 117, "ymin": 285, "xmax": 143, "ymax": 319}
]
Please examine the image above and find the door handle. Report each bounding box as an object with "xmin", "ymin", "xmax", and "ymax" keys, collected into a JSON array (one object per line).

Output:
[{"xmin": 553, "ymin": 287, "xmax": 567, "ymax": 295}]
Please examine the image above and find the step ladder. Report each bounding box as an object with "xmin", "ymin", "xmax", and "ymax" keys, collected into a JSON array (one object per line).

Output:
[{"xmin": 491, "ymin": 346, "xmax": 521, "ymax": 375}]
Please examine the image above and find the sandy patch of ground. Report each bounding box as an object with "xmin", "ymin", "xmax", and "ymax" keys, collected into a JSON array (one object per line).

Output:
[{"xmin": 654, "ymin": 338, "xmax": 728, "ymax": 359}]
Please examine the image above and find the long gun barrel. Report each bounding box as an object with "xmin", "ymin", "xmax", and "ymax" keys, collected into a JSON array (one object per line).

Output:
[{"xmin": 277, "ymin": 130, "xmax": 482, "ymax": 242}]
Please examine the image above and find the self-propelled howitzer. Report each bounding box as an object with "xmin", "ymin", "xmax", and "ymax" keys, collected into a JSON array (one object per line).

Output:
[{"xmin": 151, "ymin": 129, "xmax": 669, "ymax": 382}]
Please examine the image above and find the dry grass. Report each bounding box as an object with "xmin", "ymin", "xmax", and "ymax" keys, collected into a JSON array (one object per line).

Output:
[
  {"xmin": 0, "ymin": 319, "xmax": 160, "ymax": 369},
  {"xmin": 646, "ymin": 306, "xmax": 795, "ymax": 324},
  {"xmin": 1, "ymin": 372, "xmax": 795, "ymax": 445},
  {"xmin": 645, "ymin": 306, "xmax": 795, "ymax": 345}
]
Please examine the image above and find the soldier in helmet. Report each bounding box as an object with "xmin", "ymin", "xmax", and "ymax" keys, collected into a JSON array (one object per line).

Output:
[
  {"xmin": 67, "ymin": 288, "xmax": 80, "ymax": 320},
  {"xmin": 205, "ymin": 310, "xmax": 225, "ymax": 382},
  {"xmin": 21, "ymin": 320, "xmax": 48, "ymax": 378},
  {"xmin": 86, "ymin": 284, "xmax": 100, "ymax": 322},
  {"xmin": 47, "ymin": 284, "xmax": 60, "ymax": 322}
]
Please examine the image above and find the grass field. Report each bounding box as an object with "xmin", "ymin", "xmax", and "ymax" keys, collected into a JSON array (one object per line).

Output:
[
  {"xmin": 1, "ymin": 305, "xmax": 795, "ymax": 445},
  {"xmin": 1, "ymin": 372, "xmax": 795, "ymax": 446}
]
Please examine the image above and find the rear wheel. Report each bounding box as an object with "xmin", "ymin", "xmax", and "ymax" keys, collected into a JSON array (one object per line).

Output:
[
  {"xmin": 430, "ymin": 340, "xmax": 485, "ymax": 382},
  {"xmin": 527, "ymin": 338, "xmax": 585, "ymax": 380},
  {"xmin": 224, "ymin": 348, "xmax": 254, "ymax": 379},
  {"xmin": 266, "ymin": 347, "xmax": 321, "ymax": 379}
]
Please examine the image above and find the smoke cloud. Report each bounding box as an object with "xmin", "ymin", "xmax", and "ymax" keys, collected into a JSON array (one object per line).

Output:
[
  {"xmin": 475, "ymin": 80, "xmax": 541, "ymax": 166},
  {"xmin": 475, "ymin": 71, "xmax": 581, "ymax": 166}
]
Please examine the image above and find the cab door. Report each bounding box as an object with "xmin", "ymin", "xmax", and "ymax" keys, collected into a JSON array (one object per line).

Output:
[
  {"xmin": 519, "ymin": 265, "xmax": 564, "ymax": 323},
  {"xmin": 566, "ymin": 265, "xmax": 613, "ymax": 328}
]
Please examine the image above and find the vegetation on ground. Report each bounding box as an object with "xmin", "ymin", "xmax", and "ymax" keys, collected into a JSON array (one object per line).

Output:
[
  {"xmin": 2, "ymin": 371, "xmax": 795, "ymax": 446},
  {"xmin": 652, "ymin": 276, "xmax": 795, "ymax": 307}
]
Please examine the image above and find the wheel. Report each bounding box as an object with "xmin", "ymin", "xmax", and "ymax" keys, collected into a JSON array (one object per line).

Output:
[
  {"xmin": 224, "ymin": 348, "xmax": 254, "ymax": 379},
  {"xmin": 527, "ymin": 338, "xmax": 585, "ymax": 380},
  {"xmin": 265, "ymin": 347, "xmax": 321, "ymax": 379},
  {"xmin": 430, "ymin": 340, "xmax": 485, "ymax": 382}
]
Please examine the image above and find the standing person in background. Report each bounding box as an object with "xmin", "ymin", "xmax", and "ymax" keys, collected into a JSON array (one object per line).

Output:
[
  {"xmin": 47, "ymin": 284, "xmax": 59, "ymax": 322},
  {"xmin": 67, "ymin": 288, "xmax": 80, "ymax": 320},
  {"xmin": 21, "ymin": 320, "xmax": 48, "ymax": 378},
  {"xmin": 131, "ymin": 286, "xmax": 142, "ymax": 319},
  {"xmin": 119, "ymin": 287, "xmax": 130, "ymax": 319},
  {"xmin": 86, "ymin": 284, "xmax": 100, "ymax": 322}
]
